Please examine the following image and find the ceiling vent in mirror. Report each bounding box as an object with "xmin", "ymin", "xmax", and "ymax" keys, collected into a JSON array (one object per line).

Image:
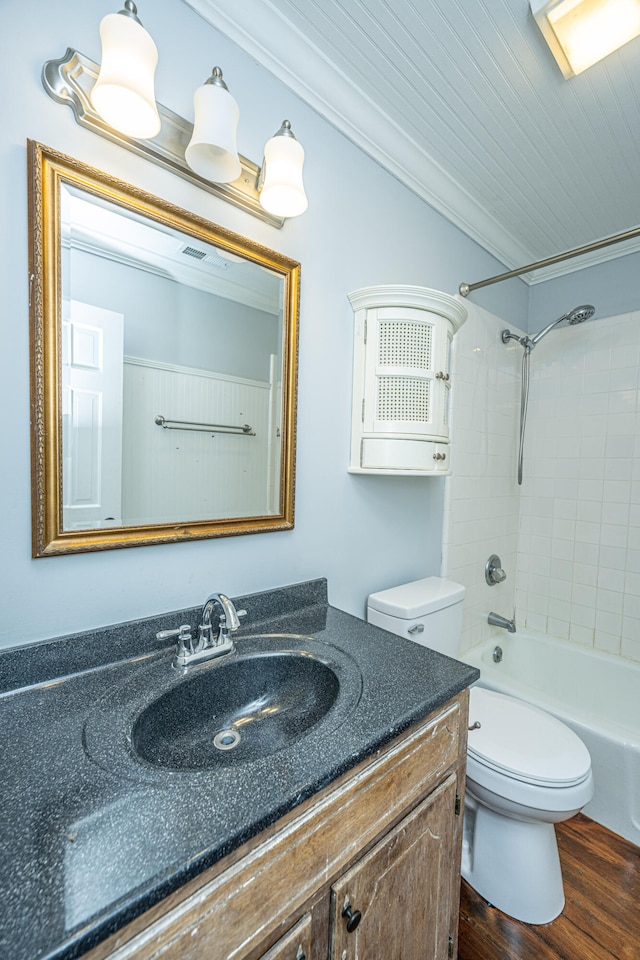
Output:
[{"xmin": 181, "ymin": 245, "xmax": 207, "ymax": 260}]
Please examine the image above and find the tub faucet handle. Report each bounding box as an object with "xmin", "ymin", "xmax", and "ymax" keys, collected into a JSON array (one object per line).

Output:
[{"xmin": 486, "ymin": 554, "xmax": 507, "ymax": 585}]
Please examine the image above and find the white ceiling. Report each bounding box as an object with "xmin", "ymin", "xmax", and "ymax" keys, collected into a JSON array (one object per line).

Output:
[{"xmin": 184, "ymin": 0, "xmax": 640, "ymax": 283}]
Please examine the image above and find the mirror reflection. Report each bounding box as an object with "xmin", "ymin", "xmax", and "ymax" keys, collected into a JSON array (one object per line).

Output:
[{"xmin": 29, "ymin": 142, "xmax": 299, "ymax": 556}]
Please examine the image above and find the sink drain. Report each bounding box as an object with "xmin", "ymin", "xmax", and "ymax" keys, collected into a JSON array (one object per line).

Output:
[{"xmin": 213, "ymin": 729, "xmax": 241, "ymax": 751}]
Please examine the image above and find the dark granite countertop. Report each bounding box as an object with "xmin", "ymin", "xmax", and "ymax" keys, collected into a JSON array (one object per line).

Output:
[{"xmin": 0, "ymin": 579, "xmax": 478, "ymax": 960}]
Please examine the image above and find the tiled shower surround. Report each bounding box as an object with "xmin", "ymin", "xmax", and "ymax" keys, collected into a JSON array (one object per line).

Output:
[{"xmin": 443, "ymin": 299, "xmax": 640, "ymax": 665}]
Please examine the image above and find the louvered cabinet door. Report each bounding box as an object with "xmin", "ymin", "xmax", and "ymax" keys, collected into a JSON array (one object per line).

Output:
[{"xmin": 329, "ymin": 775, "xmax": 458, "ymax": 960}]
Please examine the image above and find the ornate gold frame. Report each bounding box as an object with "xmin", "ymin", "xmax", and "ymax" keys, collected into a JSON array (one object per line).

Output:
[{"xmin": 28, "ymin": 140, "xmax": 300, "ymax": 557}]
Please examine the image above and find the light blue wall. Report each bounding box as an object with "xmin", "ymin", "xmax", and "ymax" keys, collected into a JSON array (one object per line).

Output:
[
  {"xmin": 69, "ymin": 249, "xmax": 280, "ymax": 381},
  {"xmin": 528, "ymin": 251, "xmax": 640, "ymax": 330},
  {"xmin": 0, "ymin": 0, "xmax": 528, "ymax": 648}
]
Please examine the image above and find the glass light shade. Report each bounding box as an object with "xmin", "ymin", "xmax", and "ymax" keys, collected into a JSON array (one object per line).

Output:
[
  {"xmin": 531, "ymin": 0, "xmax": 640, "ymax": 77},
  {"xmin": 259, "ymin": 129, "xmax": 308, "ymax": 218},
  {"xmin": 92, "ymin": 9, "xmax": 160, "ymax": 139},
  {"xmin": 185, "ymin": 80, "xmax": 241, "ymax": 184}
]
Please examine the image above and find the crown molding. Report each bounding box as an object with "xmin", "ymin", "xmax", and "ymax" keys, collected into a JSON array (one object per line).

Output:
[
  {"xmin": 183, "ymin": 0, "xmax": 640, "ymax": 286},
  {"xmin": 183, "ymin": 0, "xmax": 533, "ymax": 270}
]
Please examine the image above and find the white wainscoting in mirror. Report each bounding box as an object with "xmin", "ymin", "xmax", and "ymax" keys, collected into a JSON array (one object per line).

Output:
[{"xmin": 121, "ymin": 357, "xmax": 279, "ymax": 525}]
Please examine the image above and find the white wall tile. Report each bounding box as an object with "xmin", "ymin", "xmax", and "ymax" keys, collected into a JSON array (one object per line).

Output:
[
  {"xmin": 598, "ymin": 589, "xmax": 624, "ymax": 614},
  {"xmin": 569, "ymin": 623, "xmax": 594, "ymax": 646},
  {"xmin": 595, "ymin": 609, "xmax": 623, "ymax": 635},
  {"xmin": 594, "ymin": 631, "xmax": 621, "ymax": 656},
  {"xmin": 600, "ymin": 524, "xmax": 628, "ymax": 549},
  {"xmin": 548, "ymin": 617, "xmax": 570, "ymax": 639},
  {"xmin": 602, "ymin": 502, "xmax": 630, "ymax": 525},
  {"xmin": 445, "ymin": 308, "xmax": 639, "ymax": 666},
  {"xmin": 598, "ymin": 566, "xmax": 625, "ymax": 592},
  {"xmin": 621, "ymin": 637, "xmax": 640, "ymax": 663}
]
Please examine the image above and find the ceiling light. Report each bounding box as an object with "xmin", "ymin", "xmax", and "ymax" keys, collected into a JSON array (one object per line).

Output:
[
  {"xmin": 531, "ymin": 0, "xmax": 640, "ymax": 77},
  {"xmin": 91, "ymin": 1, "xmax": 161, "ymax": 139}
]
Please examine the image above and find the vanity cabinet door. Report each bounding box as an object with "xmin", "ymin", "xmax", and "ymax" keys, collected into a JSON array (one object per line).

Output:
[
  {"xmin": 257, "ymin": 913, "xmax": 312, "ymax": 960},
  {"xmin": 329, "ymin": 774, "xmax": 457, "ymax": 960}
]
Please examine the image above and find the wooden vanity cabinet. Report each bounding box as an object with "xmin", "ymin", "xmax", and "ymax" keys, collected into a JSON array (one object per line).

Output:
[{"xmin": 85, "ymin": 691, "xmax": 468, "ymax": 960}]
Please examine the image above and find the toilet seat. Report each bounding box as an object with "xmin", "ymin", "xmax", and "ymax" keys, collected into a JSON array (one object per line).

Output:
[{"xmin": 467, "ymin": 687, "xmax": 591, "ymax": 788}]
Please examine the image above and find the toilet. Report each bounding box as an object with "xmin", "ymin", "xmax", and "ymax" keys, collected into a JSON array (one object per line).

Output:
[{"xmin": 366, "ymin": 577, "xmax": 594, "ymax": 925}]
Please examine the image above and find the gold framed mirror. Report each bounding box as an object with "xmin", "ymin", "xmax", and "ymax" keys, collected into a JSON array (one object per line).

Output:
[{"xmin": 28, "ymin": 141, "xmax": 299, "ymax": 557}]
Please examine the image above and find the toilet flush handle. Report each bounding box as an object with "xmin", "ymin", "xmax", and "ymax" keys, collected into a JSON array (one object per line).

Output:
[
  {"xmin": 407, "ymin": 623, "xmax": 424, "ymax": 635},
  {"xmin": 468, "ymin": 721, "xmax": 481, "ymax": 731}
]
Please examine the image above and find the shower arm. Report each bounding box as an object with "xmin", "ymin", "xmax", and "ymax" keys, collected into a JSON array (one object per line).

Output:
[{"xmin": 529, "ymin": 314, "xmax": 569, "ymax": 346}]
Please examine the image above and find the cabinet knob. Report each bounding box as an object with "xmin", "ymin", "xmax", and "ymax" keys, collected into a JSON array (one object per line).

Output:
[{"xmin": 342, "ymin": 902, "xmax": 362, "ymax": 932}]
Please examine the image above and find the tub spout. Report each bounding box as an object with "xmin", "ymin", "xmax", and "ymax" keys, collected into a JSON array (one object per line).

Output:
[{"xmin": 488, "ymin": 611, "xmax": 516, "ymax": 633}]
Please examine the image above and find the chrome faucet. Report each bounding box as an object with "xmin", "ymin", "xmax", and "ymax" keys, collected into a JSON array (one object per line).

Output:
[
  {"xmin": 487, "ymin": 611, "xmax": 516, "ymax": 633},
  {"xmin": 199, "ymin": 593, "xmax": 243, "ymax": 647},
  {"xmin": 158, "ymin": 592, "xmax": 246, "ymax": 668}
]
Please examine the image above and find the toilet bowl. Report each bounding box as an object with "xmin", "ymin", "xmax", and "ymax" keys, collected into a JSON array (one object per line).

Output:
[
  {"xmin": 366, "ymin": 577, "xmax": 594, "ymax": 924},
  {"xmin": 463, "ymin": 686, "xmax": 594, "ymax": 923}
]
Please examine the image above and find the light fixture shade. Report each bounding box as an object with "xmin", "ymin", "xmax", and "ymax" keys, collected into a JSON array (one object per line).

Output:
[
  {"xmin": 259, "ymin": 121, "xmax": 308, "ymax": 218},
  {"xmin": 91, "ymin": 2, "xmax": 160, "ymax": 139},
  {"xmin": 185, "ymin": 69, "xmax": 241, "ymax": 184},
  {"xmin": 531, "ymin": 0, "xmax": 640, "ymax": 77}
]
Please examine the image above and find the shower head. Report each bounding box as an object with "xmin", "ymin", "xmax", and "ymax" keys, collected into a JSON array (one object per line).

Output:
[
  {"xmin": 528, "ymin": 304, "xmax": 595, "ymax": 347},
  {"xmin": 566, "ymin": 304, "xmax": 595, "ymax": 325}
]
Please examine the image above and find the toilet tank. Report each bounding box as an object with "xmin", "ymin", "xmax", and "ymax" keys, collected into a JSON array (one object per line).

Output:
[{"xmin": 366, "ymin": 577, "xmax": 465, "ymax": 657}]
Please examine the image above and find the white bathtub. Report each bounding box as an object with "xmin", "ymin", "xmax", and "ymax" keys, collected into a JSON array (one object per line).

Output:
[{"xmin": 463, "ymin": 631, "xmax": 640, "ymax": 847}]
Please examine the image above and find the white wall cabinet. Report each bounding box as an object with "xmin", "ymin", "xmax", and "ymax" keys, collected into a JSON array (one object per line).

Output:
[{"xmin": 348, "ymin": 286, "xmax": 466, "ymax": 475}]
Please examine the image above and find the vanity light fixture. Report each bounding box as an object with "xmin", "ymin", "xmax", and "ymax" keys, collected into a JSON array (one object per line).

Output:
[
  {"xmin": 41, "ymin": 8, "xmax": 308, "ymax": 225},
  {"xmin": 531, "ymin": 0, "xmax": 640, "ymax": 77},
  {"xmin": 91, "ymin": 1, "xmax": 161, "ymax": 139}
]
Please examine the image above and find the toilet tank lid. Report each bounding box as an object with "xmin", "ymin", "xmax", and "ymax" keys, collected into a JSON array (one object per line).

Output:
[{"xmin": 367, "ymin": 577, "xmax": 465, "ymax": 619}]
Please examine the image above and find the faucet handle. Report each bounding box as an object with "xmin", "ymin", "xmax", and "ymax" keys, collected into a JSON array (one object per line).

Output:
[
  {"xmin": 156, "ymin": 624, "xmax": 193, "ymax": 657},
  {"xmin": 485, "ymin": 554, "xmax": 507, "ymax": 585},
  {"xmin": 156, "ymin": 624, "xmax": 192, "ymax": 642}
]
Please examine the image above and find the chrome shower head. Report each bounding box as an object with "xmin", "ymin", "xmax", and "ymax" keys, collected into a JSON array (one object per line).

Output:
[
  {"xmin": 501, "ymin": 304, "xmax": 596, "ymax": 350},
  {"xmin": 567, "ymin": 304, "xmax": 595, "ymax": 324},
  {"xmin": 528, "ymin": 304, "xmax": 596, "ymax": 347}
]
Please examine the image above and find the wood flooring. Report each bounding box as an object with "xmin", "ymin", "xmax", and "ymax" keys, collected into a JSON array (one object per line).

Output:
[{"xmin": 458, "ymin": 814, "xmax": 640, "ymax": 960}]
